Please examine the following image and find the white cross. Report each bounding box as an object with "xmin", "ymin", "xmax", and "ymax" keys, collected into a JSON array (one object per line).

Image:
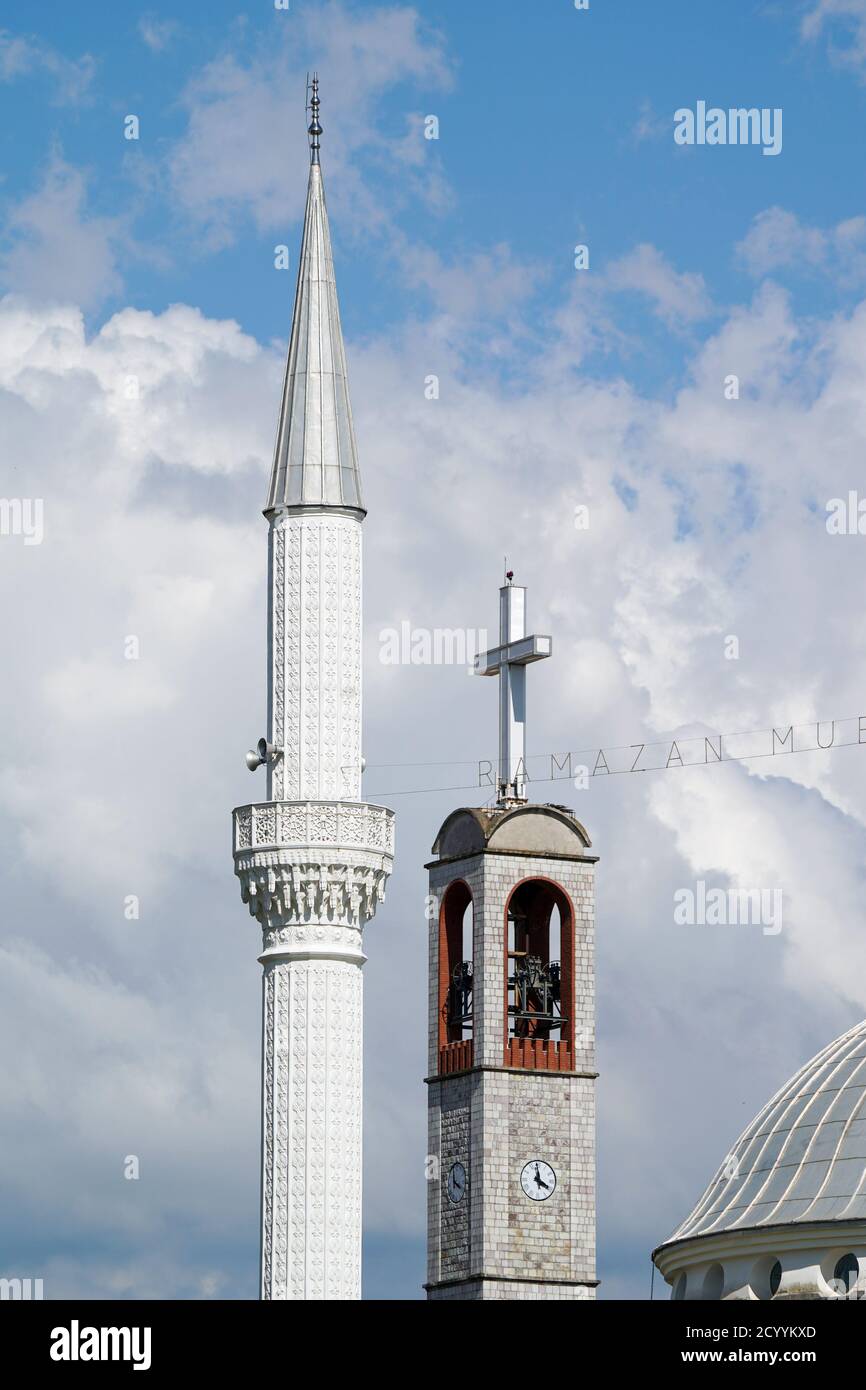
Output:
[{"xmin": 474, "ymin": 579, "xmax": 552, "ymax": 804}]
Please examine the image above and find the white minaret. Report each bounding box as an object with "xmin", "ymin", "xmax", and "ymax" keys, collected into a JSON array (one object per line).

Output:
[{"xmin": 232, "ymin": 78, "xmax": 395, "ymax": 1301}]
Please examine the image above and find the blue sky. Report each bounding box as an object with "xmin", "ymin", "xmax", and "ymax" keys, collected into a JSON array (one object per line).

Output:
[
  {"xmin": 6, "ymin": 2, "xmax": 864, "ymax": 367},
  {"xmin": 6, "ymin": 0, "xmax": 866, "ymax": 1303}
]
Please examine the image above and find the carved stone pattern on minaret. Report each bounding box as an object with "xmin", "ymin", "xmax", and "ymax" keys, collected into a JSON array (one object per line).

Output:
[
  {"xmin": 259, "ymin": 961, "xmax": 363, "ymax": 1300},
  {"xmin": 284, "ymin": 522, "xmax": 301, "ymax": 797},
  {"xmin": 322, "ymin": 525, "xmax": 339, "ymax": 799},
  {"xmin": 258, "ymin": 804, "xmax": 277, "ymax": 844},
  {"xmin": 263, "ymin": 923, "xmax": 362, "ymax": 952},
  {"xmin": 333, "ymin": 961, "xmax": 361, "ymax": 1284},
  {"xmin": 261, "ymin": 964, "xmax": 291, "ymax": 1300},
  {"xmin": 289, "ymin": 966, "xmax": 306, "ymax": 1299},
  {"xmin": 326, "ymin": 966, "xmax": 344, "ymax": 1292},
  {"xmin": 270, "ymin": 516, "xmax": 361, "ymax": 803},
  {"xmin": 235, "ymin": 800, "xmax": 395, "ymax": 853},
  {"xmin": 237, "ymin": 812, "xmax": 252, "ymax": 849},
  {"xmin": 340, "ymin": 521, "xmax": 362, "ymax": 799},
  {"xmin": 275, "ymin": 967, "xmax": 290, "ymax": 1298},
  {"xmin": 300, "ymin": 523, "xmax": 321, "ymax": 798},
  {"xmin": 238, "ymin": 858, "xmax": 391, "ymax": 934},
  {"xmin": 271, "ymin": 525, "xmax": 288, "ymax": 801},
  {"xmin": 309, "ymin": 966, "xmax": 327, "ymax": 1298},
  {"xmin": 262, "ymin": 968, "xmax": 275, "ymax": 1297}
]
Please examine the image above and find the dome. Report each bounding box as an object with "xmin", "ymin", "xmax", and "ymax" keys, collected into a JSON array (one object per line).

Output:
[
  {"xmin": 653, "ymin": 1020, "xmax": 866, "ymax": 1299},
  {"xmin": 664, "ymin": 1019, "xmax": 866, "ymax": 1245}
]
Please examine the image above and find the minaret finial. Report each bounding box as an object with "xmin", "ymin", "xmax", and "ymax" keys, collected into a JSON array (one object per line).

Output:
[{"xmin": 308, "ymin": 72, "xmax": 322, "ymax": 165}]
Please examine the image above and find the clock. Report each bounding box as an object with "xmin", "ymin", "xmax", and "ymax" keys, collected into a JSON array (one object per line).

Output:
[
  {"xmin": 520, "ymin": 1159, "xmax": 556, "ymax": 1201},
  {"xmin": 446, "ymin": 1161, "xmax": 467, "ymax": 1204}
]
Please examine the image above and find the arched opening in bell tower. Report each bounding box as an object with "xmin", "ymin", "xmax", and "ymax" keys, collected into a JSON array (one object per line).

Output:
[
  {"xmin": 504, "ymin": 877, "xmax": 574, "ymax": 1070},
  {"xmin": 438, "ymin": 880, "xmax": 474, "ymax": 1073}
]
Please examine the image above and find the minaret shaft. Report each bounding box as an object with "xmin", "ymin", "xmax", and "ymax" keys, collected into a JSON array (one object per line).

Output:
[
  {"xmin": 267, "ymin": 512, "xmax": 362, "ymax": 804},
  {"xmin": 261, "ymin": 958, "xmax": 363, "ymax": 1300}
]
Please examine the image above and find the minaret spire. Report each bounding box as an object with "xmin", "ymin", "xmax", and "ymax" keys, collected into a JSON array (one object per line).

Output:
[{"xmin": 265, "ymin": 74, "xmax": 363, "ymax": 516}]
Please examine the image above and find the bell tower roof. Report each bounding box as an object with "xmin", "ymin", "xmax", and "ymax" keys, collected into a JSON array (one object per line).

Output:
[
  {"xmin": 264, "ymin": 76, "xmax": 365, "ymax": 517},
  {"xmin": 429, "ymin": 803, "xmax": 594, "ymax": 863}
]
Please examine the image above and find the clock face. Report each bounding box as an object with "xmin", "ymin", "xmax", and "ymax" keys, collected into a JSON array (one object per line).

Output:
[
  {"xmin": 520, "ymin": 1159, "xmax": 556, "ymax": 1202},
  {"xmin": 446, "ymin": 1161, "xmax": 467, "ymax": 1205}
]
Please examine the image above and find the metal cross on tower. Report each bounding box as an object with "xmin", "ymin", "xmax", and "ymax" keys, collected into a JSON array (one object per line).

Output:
[{"xmin": 474, "ymin": 572, "xmax": 552, "ymax": 805}]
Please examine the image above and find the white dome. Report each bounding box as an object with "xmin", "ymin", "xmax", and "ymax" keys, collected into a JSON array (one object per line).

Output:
[{"xmin": 666, "ymin": 1019, "xmax": 866, "ymax": 1243}]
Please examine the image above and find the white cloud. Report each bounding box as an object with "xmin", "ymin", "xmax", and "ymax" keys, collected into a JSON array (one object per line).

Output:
[
  {"xmin": 138, "ymin": 15, "xmax": 180, "ymax": 53},
  {"xmin": 395, "ymin": 238, "xmax": 544, "ymax": 327},
  {"xmin": 0, "ymin": 28, "xmax": 95, "ymax": 104},
  {"xmin": 0, "ymin": 296, "xmax": 272, "ymax": 910},
  {"xmin": 605, "ymin": 244, "xmax": 713, "ymax": 328},
  {"xmin": 631, "ymin": 99, "xmax": 668, "ymax": 144},
  {"xmin": 737, "ymin": 205, "xmax": 866, "ymax": 281},
  {"xmin": 802, "ymin": 0, "xmax": 866, "ymax": 74},
  {"xmin": 0, "ymin": 158, "xmax": 125, "ymax": 310}
]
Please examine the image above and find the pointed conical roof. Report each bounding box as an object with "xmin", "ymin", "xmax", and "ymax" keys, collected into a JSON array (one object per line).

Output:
[{"xmin": 264, "ymin": 156, "xmax": 364, "ymax": 515}]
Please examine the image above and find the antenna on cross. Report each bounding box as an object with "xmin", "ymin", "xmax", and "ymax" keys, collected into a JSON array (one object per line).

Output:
[{"xmin": 474, "ymin": 578, "xmax": 552, "ymax": 806}]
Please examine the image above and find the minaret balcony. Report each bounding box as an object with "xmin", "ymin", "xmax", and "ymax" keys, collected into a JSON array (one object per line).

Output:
[{"xmin": 232, "ymin": 799, "xmax": 395, "ymax": 940}]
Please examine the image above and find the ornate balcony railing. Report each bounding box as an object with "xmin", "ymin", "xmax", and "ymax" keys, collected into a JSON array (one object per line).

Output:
[{"xmin": 233, "ymin": 799, "xmax": 395, "ymax": 857}]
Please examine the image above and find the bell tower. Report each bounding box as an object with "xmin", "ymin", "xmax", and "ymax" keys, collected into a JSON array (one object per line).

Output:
[{"xmin": 425, "ymin": 579, "xmax": 598, "ymax": 1300}]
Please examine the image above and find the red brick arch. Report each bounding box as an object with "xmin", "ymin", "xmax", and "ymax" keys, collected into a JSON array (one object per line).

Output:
[
  {"xmin": 438, "ymin": 879, "xmax": 473, "ymax": 1074},
  {"xmin": 504, "ymin": 876, "xmax": 576, "ymax": 1071}
]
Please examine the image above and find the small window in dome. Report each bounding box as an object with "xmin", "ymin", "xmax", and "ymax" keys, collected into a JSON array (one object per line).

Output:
[
  {"xmin": 751, "ymin": 1253, "xmax": 783, "ymax": 1300},
  {"xmin": 833, "ymin": 1253, "xmax": 859, "ymax": 1296},
  {"xmin": 673, "ymin": 1272, "xmax": 686, "ymax": 1301},
  {"xmin": 702, "ymin": 1263, "xmax": 724, "ymax": 1300}
]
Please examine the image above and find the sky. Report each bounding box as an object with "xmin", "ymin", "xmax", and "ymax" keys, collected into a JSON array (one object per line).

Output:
[{"xmin": 4, "ymin": 0, "xmax": 866, "ymax": 1300}]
